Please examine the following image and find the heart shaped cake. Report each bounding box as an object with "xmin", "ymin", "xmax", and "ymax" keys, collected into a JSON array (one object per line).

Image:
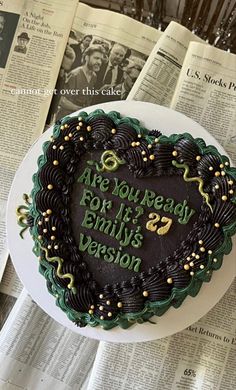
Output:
[{"xmin": 17, "ymin": 109, "xmax": 236, "ymax": 330}]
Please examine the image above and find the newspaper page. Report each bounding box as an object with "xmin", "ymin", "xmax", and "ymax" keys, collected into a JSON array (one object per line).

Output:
[
  {"xmin": 127, "ymin": 21, "xmax": 203, "ymax": 107},
  {"xmin": 170, "ymin": 42, "xmax": 236, "ymax": 163},
  {"xmin": 87, "ymin": 279, "xmax": 236, "ymax": 390},
  {"xmin": 47, "ymin": 2, "xmax": 162, "ymax": 124},
  {"xmin": 0, "ymin": 0, "xmax": 78, "ymax": 281},
  {"xmin": 0, "ymin": 289, "xmax": 99, "ymax": 389}
]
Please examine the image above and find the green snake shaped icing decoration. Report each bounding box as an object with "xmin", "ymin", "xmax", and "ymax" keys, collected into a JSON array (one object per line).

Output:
[
  {"xmin": 16, "ymin": 194, "xmax": 31, "ymax": 238},
  {"xmin": 172, "ymin": 160, "xmax": 213, "ymax": 212},
  {"xmin": 88, "ymin": 150, "xmax": 125, "ymax": 172}
]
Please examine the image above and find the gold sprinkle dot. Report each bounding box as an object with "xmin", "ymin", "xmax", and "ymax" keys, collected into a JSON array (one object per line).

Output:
[
  {"xmin": 214, "ymin": 222, "xmax": 220, "ymax": 228},
  {"xmin": 225, "ymin": 161, "xmax": 229, "ymax": 166},
  {"xmin": 90, "ymin": 305, "xmax": 95, "ymax": 310},
  {"xmin": 45, "ymin": 217, "xmax": 49, "ymax": 222},
  {"xmin": 149, "ymin": 154, "xmax": 155, "ymax": 160},
  {"xmin": 46, "ymin": 209, "xmax": 52, "ymax": 215},
  {"xmin": 195, "ymin": 255, "xmax": 200, "ymax": 259},
  {"xmin": 229, "ymin": 189, "xmax": 234, "ymax": 194},
  {"xmin": 220, "ymin": 163, "xmax": 224, "ymax": 169},
  {"xmin": 47, "ymin": 184, "xmax": 53, "ymax": 190},
  {"xmin": 111, "ymin": 128, "xmax": 116, "ymax": 134},
  {"xmin": 54, "ymin": 245, "xmax": 58, "ymax": 250},
  {"xmin": 190, "ymin": 261, "xmax": 194, "ymax": 267},
  {"xmin": 99, "ymin": 294, "xmax": 103, "ymax": 299},
  {"xmin": 52, "ymin": 226, "xmax": 56, "ymax": 231},
  {"xmin": 106, "ymin": 300, "xmax": 111, "ymax": 305},
  {"xmin": 143, "ymin": 291, "xmax": 149, "ymax": 297},
  {"xmin": 79, "ymin": 137, "xmax": 84, "ymax": 141},
  {"xmin": 215, "ymin": 171, "xmax": 220, "ymax": 177},
  {"xmin": 76, "ymin": 125, "xmax": 80, "ymax": 130},
  {"xmin": 190, "ymin": 271, "xmax": 194, "ymax": 276},
  {"xmin": 88, "ymin": 309, "xmax": 93, "ymax": 315},
  {"xmin": 131, "ymin": 141, "xmax": 136, "ymax": 147},
  {"xmin": 143, "ymin": 157, "xmax": 148, "ymax": 162},
  {"xmin": 200, "ymin": 265, "xmax": 205, "ymax": 269},
  {"xmin": 47, "ymin": 245, "xmax": 51, "ymax": 249},
  {"xmin": 52, "ymin": 145, "xmax": 57, "ymax": 150},
  {"xmin": 64, "ymin": 124, "xmax": 69, "ymax": 128},
  {"xmin": 154, "ymin": 138, "xmax": 159, "ymax": 143},
  {"xmin": 200, "ymin": 247, "xmax": 205, "ymax": 252},
  {"xmin": 172, "ymin": 150, "xmax": 178, "ymax": 157},
  {"xmin": 78, "ymin": 121, "xmax": 83, "ymax": 126},
  {"xmin": 213, "ymin": 258, "xmax": 218, "ymax": 263},
  {"xmin": 136, "ymin": 141, "xmax": 140, "ymax": 146},
  {"xmin": 141, "ymin": 151, "xmax": 146, "ymax": 155},
  {"xmin": 222, "ymin": 195, "xmax": 227, "ymax": 201},
  {"xmin": 59, "ymin": 145, "xmax": 64, "ymax": 150},
  {"xmin": 167, "ymin": 277, "xmax": 173, "ymax": 284},
  {"xmin": 100, "ymin": 315, "xmax": 104, "ymax": 320},
  {"xmin": 68, "ymin": 133, "xmax": 73, "ymax": 138},
  {"xmin": 38, "ymin": 221, "xmax": 42, "ymax": 226},
  {"xmin": 43, "ymin": 212, "xmax": 47, "ymax": 217},
  {"xmin": 43, "ymin": 229, "xmax": 47, "ymax": 233},
  {"xmin": 38, "ymin": 235, "xmax": 42, "ymax": 240},
  {"xmin": 215, "ymin": 184, "xmax": 219, "ymax": 189},
  {"xmin": 221, "ymin": 171, "xmax": 226, "ymax": 176},
  {"xmin": 64, "ymin": 136, "xmax": 69, "ymax": 141},
  {"xmin": 187, "ymin": 256, "xmax": 191, "ymax": 261},
  {"xmin": 108, "ymin": 312, "xmax": 112, "ymax": 317},
  {"xmin": 198, "ymin": 240, "xmax": 203, "ymax": 245},
  {"xmin": 87, "ymin": 125, "xmax": 92, "ymax": 132},
  {"xmin": 117, "ymin": 302, "xmax": 122, "ymax": 308},
  {"xmin": 51, "ymin": 235, "xmax": 56, "ymax": 240},
  {"xmin": 209, "ymin": 166, "xmax": 213, "ymax": 171},
  {"xmin": 99, "ymin": 305, "xmax": 104, "ymax": 311},
  {"xmin": 53, "ymin": 160, "xmax": 59, "ymax": 166},
  {"xmin": 147, "ymin": 144, "xmax": 152, "ymax": 149},
  {"xmin": 228, "ymin": 180, "xmax": 233, "ymax": 185},
  {"xmin": 184, "ymin": 264, "xmax": 190, "ymax": 270},
  {"xmin": 192, "ymin": 252, "xmax": 196, "ymax": 257},
  {"xmin": 60, "ymin": 125, "xmax": 65, "ymax": 130},
  {"xmin": 78, "ymin": 116, "xmax": 83, "ymax": 121},
  {"xmin": 208, "ymin": 250, "xmax": 212, "ymax": 254},
  {"xmin": 138, "ymin": 134, "xmax": 142, "ymax": 138},
  {"xmin": 196, "ymin": 155, "xmax": 201, "ymax": 161}
]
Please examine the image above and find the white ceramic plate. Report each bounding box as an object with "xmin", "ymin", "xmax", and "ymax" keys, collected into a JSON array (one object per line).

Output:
[{"xmin": 7, "ymin": 101, "xmax": 236, "ymax": 343}]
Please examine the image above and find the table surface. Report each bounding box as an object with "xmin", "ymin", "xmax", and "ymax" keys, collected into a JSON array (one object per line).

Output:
[{"xmin": 7, "ymin": 101, "xmax": 236, "ymax": 343}]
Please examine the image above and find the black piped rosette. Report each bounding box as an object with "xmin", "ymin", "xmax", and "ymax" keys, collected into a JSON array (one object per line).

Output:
[{"xmin": 26, "ymin": 109, "xmax": 236, "ymax": 330}]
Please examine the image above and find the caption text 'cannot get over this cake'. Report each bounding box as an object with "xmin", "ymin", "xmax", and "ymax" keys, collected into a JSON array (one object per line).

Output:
[{"xmin": 17, "ymin": 109, "xmax": 236, "ymax": 330}]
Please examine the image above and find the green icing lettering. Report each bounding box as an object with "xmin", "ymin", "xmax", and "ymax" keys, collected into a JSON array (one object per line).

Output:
[
  {"xmin": 114, "ymin": 248, "xmax": 122, "ymax": 264},
  {"xmin": 120, "ymin": 254, "xmax": 130, "ymax": 268},
  {"xmin": 119, "ymin": 183, "xmax": 130, "ymax": 199},
  {"xmin": 91, "ymin": 173, "xmax": 102, "ymax": 188},
  {"xmin": 131, "ymin": 228, "xmax": 143, "ymax": 248},
  {"xmin": 80, "ymin": 188, "xmax": 93, "ymax": 207},
  {"xmin": 88, "ymin": 241, "xmax": 98, "ymax": 255},
  {"xmin": 163, "ymin": 198, "xmax": 175, "ymax": 213},
  {"xmin": 90, "ymin": 196, "xmax": 101, "ymax": 211},
  {"xmin": 140, "ymin": 189, "xmax": 156, "ymax": 207},
  {"xmin": 100, "ymin": 199, "xmax": 112, "ymax": 214},
  {"xmin": 119, "ymin": 227, "xmax": 134, "ymax": 247},
  {"xmin": 95, "ymin": 243, "xmax": 107, "ymax": 258},
  {"xmin": 154, "ymin": 196, "xmax": 164, "ymax": 210},
  {"xmin": 81, "ymin": 210, "xmax": 96, "ymax": 228},
  {"xmin": 116, "ymin": 203, "xmax": 125, "ymax": 220},
  {"xmin": 79, "ymin": 233, "xmax": 92, "ymax": 251},
  {"xmin": 128, "ymin": 257, "xmax": 142, "ymax": 272},
  {"xmin": 104, "ymin": 247, "xmax": 116, "ymax": 262},
  {"xmin": 174, "ymin": 200, "xmax": 187, "ymax": 218},
  {"xmin": 77, "ymin": 167, "xmax": 91, "ymax": 185},
  {"xmin": 178, "ymin": 207, "xmax": 195, "ymax": 224},
  {"xmin": 94, "ymin": 215, "xmax": 113, "ymax": 234},
  {"xmin": 100, "ymin": 178, "xmax": 110, "ymax": 192},
  {"xmin": 112, "ymin": 178, "xmax": 126, "ymax": 196},
  {"xmin": 128, "ymin": 187, "xmax": 140, "ymax": 203}
]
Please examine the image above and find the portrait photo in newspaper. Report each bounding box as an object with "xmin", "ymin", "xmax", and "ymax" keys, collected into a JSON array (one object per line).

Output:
[
  {"xmin": 0, "ymin": 10, "xmax": 20, "ymax": 68},
  {"xmin": 47, "ymin": 31, "xmax": 146, "ymax": 124}
]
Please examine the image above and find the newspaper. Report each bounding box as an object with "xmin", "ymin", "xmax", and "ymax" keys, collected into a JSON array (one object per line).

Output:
[
  {"xmin": 87, "ymin": 279, "xmax": 236, "ymax": 390},
  {"xmin": 0, "ymin": 0, "xmax": 78, "ymax": 281},
  {"xmin": 170, "ymin": 41, "xmax": 236, "ymax": 163},
  {"xmin": 47, "ymin": 2, "xmax": 162, "ymax": 123},
  {"xmin": 127, "ymin": 21, "xmax": 203, "ymax": 106}
]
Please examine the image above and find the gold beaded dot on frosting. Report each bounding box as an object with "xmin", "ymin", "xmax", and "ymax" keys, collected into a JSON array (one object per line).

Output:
[
  {"xmin": 54, "ymin": 245, "xmax": 58, "ymax": 250},
  {"xmin": 90, "ymin": 305, "xmax": 95, "ymax": 310},
  {"xmin": 99, "ymin": 305, "xmax": 104, "ymax": 311},
  {"xmin": 184, "ymin": 264, "xmax": 190, "ymax": 270},
  {"xmin": 154, "ymin": 138, "xmax": 159, "ymax": 143},
  {"xmin": 141, "ymin": 150, "xmax": 146, "ymax": 155},
  {"xmin": 221, "ymin": 171, "xmax": 226, "ymax": 176},
  {"xmin": 69, "ymin": 133, "xmax": 73, "ymax": 138},
  {"xmin": 46, "ymin": 209, "xmax": 52, "ymax": 215},
  {"xmin": 200, "ymin": 264, "xmax": 205, "ymax": 269},
  {"xmin": 219, "ymin": 163, "xmax": 224, "ymax": 169},
  {"xmin": 215, "ymin": 171, "xmax": 220, "ymax": 177},
  {"xmin": 45, "ymin": 217, "xmax": 49, "ymax": 222},
  {"xmin": 147, "ymin": 144, "xmax": 152, "ymax": 149},
  {"xmin": 138, "ymin": 134, "xmax": 142, "ymax": 138},
  {"xmin": 222, "ymin": 195, "xmax": 227, "ymax": 201},
  {"xmin": 143, "ymin": 157, "xmax": 148, "ymax": 162},
  {"xmin": 100, "ymin": 315, "xmax": 104, "ymax": 320},
  {"xmin": 192, "ymin": 252, "xmax": 196, "ymax": 257},
  {"xmin": 225, "ymin": 161, "xmax": 229, "ymax": 166},
  {"xmin": 200, "ymin": 247, "xmax": 205, "ymax": 252},
  {"xmin": 172, "ymin": 150, "xmax": 178, "ymax": 157},
  {"xmin": 88, "ymin": 309, "xmax": 94, "ymax": 315},
  {"xmin": 78, "ymin": 121, "xmax": 83, "ymax": 126},
  {"xmin": 38, "ymin": 221, "xmax": 42, "ymax": 225},
  {"xmin": 59, "ymin": 145, "xmax": 64, "ymax": 150},
  {"xmin": 215, "ymin": 184, "xmax": 219, "ymax": 189},
  {"xmin": 64, "ymin": 136, "xmax": 69, "ymax": 141},
  {"xmin": 117, "ymin": 302, "xmax": 122, "ymax": 308},
  {"xmin": 64, "ymin": 124, "xmax": 69, "ymax": 128},
  {"xmin": 190, "ymin": 261, "xmax": 194, "ymax": 267},
  {"xmin": 52, "ymin": 145, "xmax": 57, "ymax": 150},
  {"xmin": 47, "ymin": 245, "xmax": 52, "ymax": 249},
  {"xmin": 209, "ymin": 166, "xmax": 213, "ymax": 171},
  {"xmin": 43, "ymin": 212, "xmax": 47, "ymax": 217},
  {"xmin": 190, "ymin": 271, "xmax": 194, "ymax": 276},
  {"xmin": 131, "ymin": 141, "xmax": 136, "ymax": 147},
  {"xmin": 143, "ymin": 291, "xmax": 149, "ymax": 297},
  {"xmin": 47, "ymin": 184, "xmax": 53, "ymax": 190},
  {"xmin": 149, "ymin": 154, "xmax": 155, "ymax": 160},
  {"xmin": 167, "ymin": 277, "xmax": 173, "ymax": 284},
  {"xmin": 208, "ymin": 250, "xmax": 212, "ymax": 254},
  {"xmin": 136, "ymin": 141, "xmax": 140, "ymax": 146},
  {"xmin": 76, "ymin": 125, "xmax": 80, "ymax": 130},
  {"xmin": 198, "ymin": 240, "xmax": 203, "ymax": 245},
  {"xmin": 51, "ymin": 235, "xmax": 56, "ymax": 240},
  {"xmin": 187, "ymin": 256, "xmax": 191, "ymax": 261},
  {"xmin": 60, "ymin": 125, "xmax": 65, "ymax": 130},
  {"xmin": 38, "ymin": 235, "xmax": 42, "ymax": 240},
  {"xmin": 195, "ymin": 254, "xmax": 200, "ymax": 259},
  {"xmin": 228, "ymin": 180, "xmax": 233, "ymax": 185},
  {"xmin": 229, "ymin": 189, "xmax": 234, "ymax": 194},
  {"xmin": 213, "ymin": 258, "xmax": 218, "ymax": 263},
  {"xmin": 53, "ymin": 160, "xmax": 59, "ymax": 166},
  {"xmin": 79, "ymin": 136, "xmax": 84, "ymax": 141},
  {"xmin": 106, "ymin": 300, "xmax": 111, "ymax": 305},
  {"xmin": 108, "ymin": 312, "xmax": 112, "ymax": 317},
  {"xmin": 87, "ymin": 125, "xmax": 92, "ymax": 132},
  {"xmin": 214, "ymin": 222, "xmax": 220, "ymax": 228},
  {"xmin": 78, "ymin": 116, "xmax": 83, "ymax": 121},
  {"xmin": 111, "ymin": 128, "xmax": 116, "ymax": 134},
  {"xmin": 43, "ymin": 228, "xmax": 47, "ymax": 233},
  {"xmin": 99, "ymin": 294, "xmax": 103, "ymax": 299},
  {"xmin": 196, "ymin": 155, "xmax": 201, "ymax": 161},
  {"xmin": 52, "ymin": 226, "xmax": 56, "ymax": 231}
]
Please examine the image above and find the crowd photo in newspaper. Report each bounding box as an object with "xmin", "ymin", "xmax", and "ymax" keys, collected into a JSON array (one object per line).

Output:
[{"xmin": 0, "ymin": 0, "xmax": 236, "ymax": 389}]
